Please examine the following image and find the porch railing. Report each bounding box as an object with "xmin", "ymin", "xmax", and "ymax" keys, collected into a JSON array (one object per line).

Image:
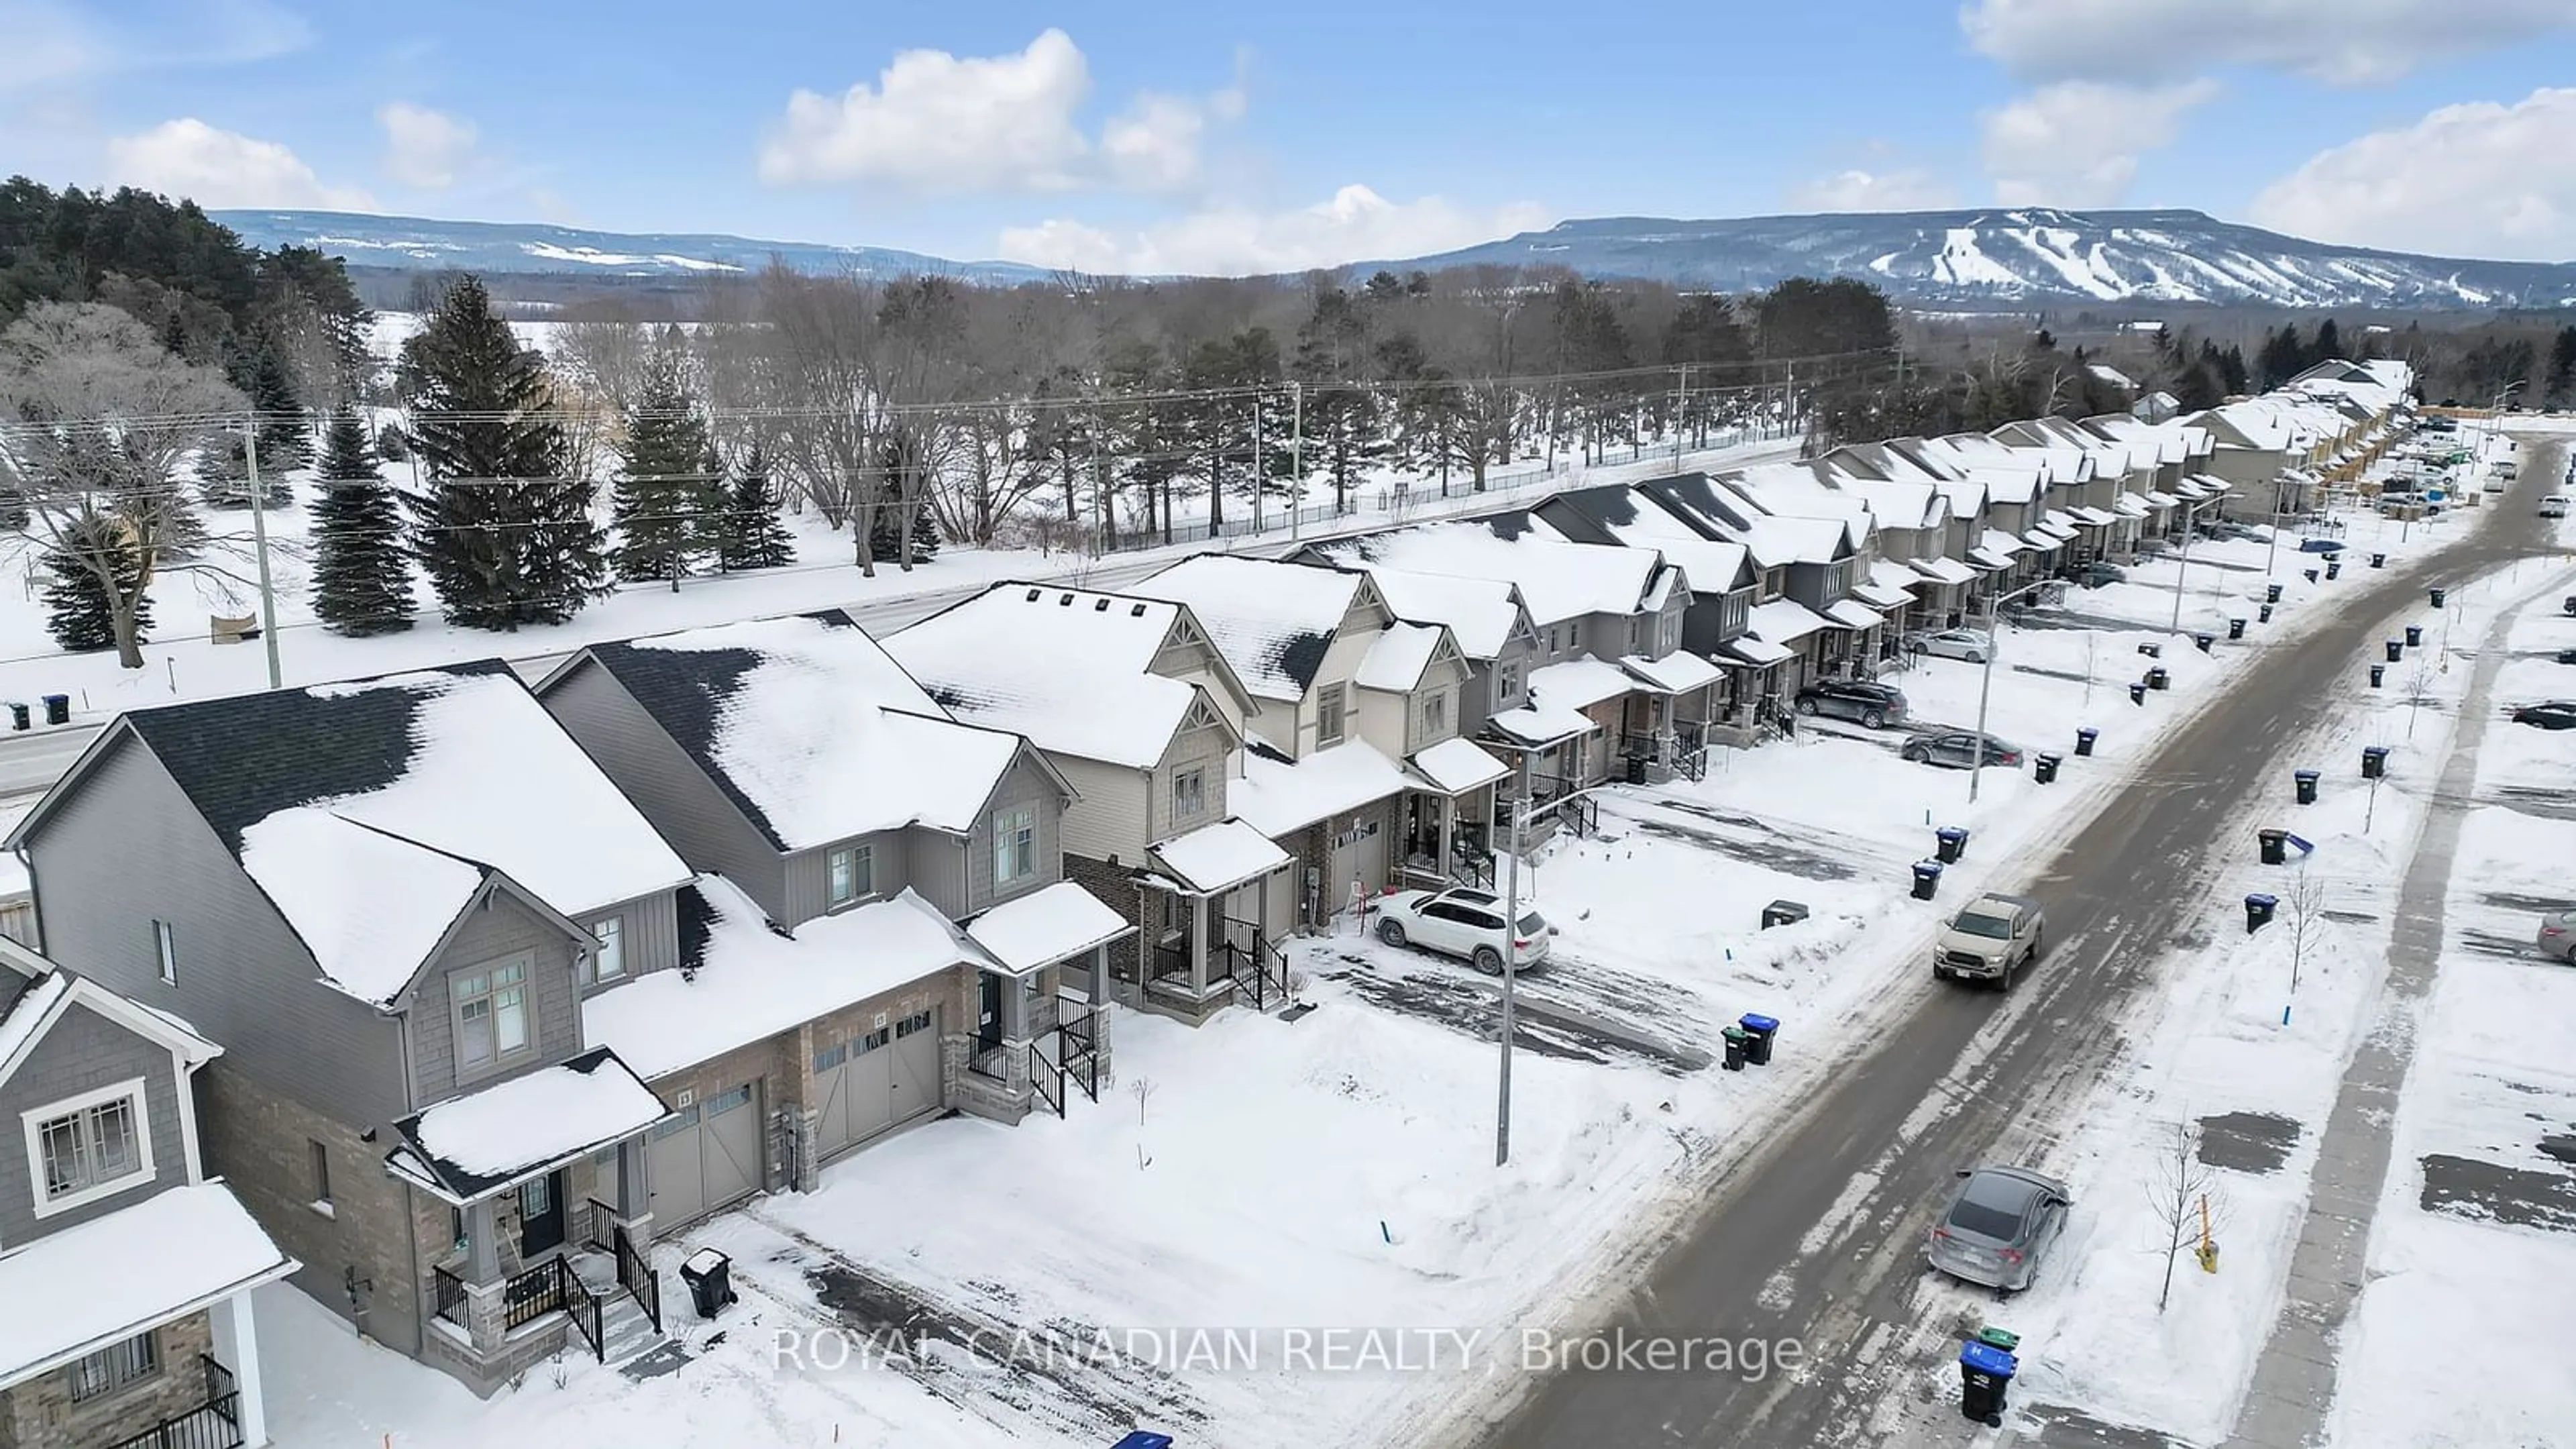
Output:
[
  {"xmin": 1222, "ymin": 917, "xmax": 1291, "ymax": 1010},
  {"xmin": 1055, "ymin": 1006, "xmax": 1103, "ymax": 1104},
  {"xmin": 584, "ymin": 1199, "xmax": 617, "ymax": 1254},
  {"xmin": 201, "ymin": 1354, "xmax": 233, "ymax": 1405},
  {"xmin": 106, "ymin": 1392, "xmax": 241, "ymax": 1449},
  {"xmin": 613, "ymin": 1222, "xmax": 663, "ymax": 1337},
  {"xmin": 564, "ymin": 1261, "xmax": 604, "ymax": 1362},
  {"xmin": 501, "ymin": 1256, "xmax": 570, "ymax": 1335},
  {"xmin": 1029, "ymin": 1040, "xmax": 1064, "ymax": 1118},
  {"xmin": 431, "ymin": 1264, "xmax": 468, "ymax": 1329},
  {"xmin": 1148, "ymin": 942, "xmax": 1191, "ymax": 983}
]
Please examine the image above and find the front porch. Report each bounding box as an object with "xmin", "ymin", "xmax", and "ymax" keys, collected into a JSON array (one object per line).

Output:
[
  {"xmin": 1135, "ymin": 820, "xmax": 1297, "ymax": 1024},
  {"xmin": 1611, "ymin": 652, "xmax": 1723, "ymax": 785},
  {"xmin": 1397, "ymin": 737, "xmax": 1515, "ymax": 890},
  {"xmin": 956, "ymin": 881, "xmax": 1134, "ymax": 1123}
]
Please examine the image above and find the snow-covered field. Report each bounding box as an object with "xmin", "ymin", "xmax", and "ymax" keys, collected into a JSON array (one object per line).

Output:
[{"xmin": 251, "ymin": 514, "xmax": 2473, "ymax": 1449}]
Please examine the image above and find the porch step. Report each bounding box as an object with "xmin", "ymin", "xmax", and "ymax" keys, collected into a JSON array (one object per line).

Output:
[{"xmin": 598, "ymin": 1291, "xmax": 665, "ymax": 1366}]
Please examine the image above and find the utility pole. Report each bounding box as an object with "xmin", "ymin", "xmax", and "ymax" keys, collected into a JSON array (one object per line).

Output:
[
  {"xmin": 2167, "ymin": 523, "xmax": 2193, "ymax": 634},
  {"xmin": 244, "ymin": 415, "xmax": 282, "ymax": 690},
  {"xmin": 1969, "ymin": 588, "xmax": 2000, "ymax": 804},
  {"xmin": 1252, "ymin": 390, "xmax": 1266, "ymax": 536},
  {"xmin": 1674, "ymin": 365, "xmax": 1691, "ymax": 468},
  {"xmin": 1496, "ymin": 792, "xmax": 1525, "ymax": 1167},
  {"xmin": 1290, "ymin": 381, "xmax": 1305, "ymax": 542}
]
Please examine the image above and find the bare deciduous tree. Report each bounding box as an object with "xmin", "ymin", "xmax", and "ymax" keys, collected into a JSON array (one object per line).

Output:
[
  {"xmin": 0, "ymin": 303, "xmax": 250, "ymax": 669},
  {"xmin": 2144, "ymin": 1120, "xmax": 2226, "ymax": 1311},
  {"xmin": 2284, "ymin": 857, "xmax": 2327, "ymax": 994}
]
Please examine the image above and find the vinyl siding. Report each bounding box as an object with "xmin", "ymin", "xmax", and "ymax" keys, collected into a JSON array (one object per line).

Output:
[
  {"xmin": 21, "ymin": 733, "xmax": 409, "ymax": 1127},
  {"xmin": 963, "ymin": 755, "xmax": 1065, "ymax": 914},
  {"xmin": 1290, "ymin": 626, "xmax": 1382, "ymax": 757},
  {"xmin": 782, "ymin": 830, "xmax": 909, "ymax": 926},
  {"xmin": 405, "ymin": 888, "xmax": 587, "ymax": 1107},
  {"xmin": 908, "ymin": 828, "xmax": 969, "ymax": 920},
  {"xmin": 1054, "ymin": 755, "xmax": 1150, "ymax": 863},
  {"xmin": 1151, "ymin": 723, "xmax": 1232, "ymax": 843},
  {"xmin": 0, "ymin": 1002, "xmax": 188, "ymax": 1248},
  {"xmin": 578, "ymin": 889, "xmax": 679, "ymax": 989},
  {"xmin": 537, "ymin": 659, "xmax": 786, "ymax": 919}
]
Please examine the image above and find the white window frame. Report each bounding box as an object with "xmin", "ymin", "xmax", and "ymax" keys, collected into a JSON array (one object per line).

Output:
[
  {"xmin": 827, "ymin": 843, "xmax": 874, "ymax": 908},
  {"xmin": 590, "ymin": 915, "xmax": 625, "ymax": 982},
  {"xmin": 309, "ymin": 1138, "xmax": 334, "ymax": 1217},
  {"xmin": 1171, "ymin": 767, "xmax": 1207, "ymax": 821},
  {"xmin": 992, "ymin": 804, "xmax": 1038, "ymax": 885},
  {"xmin": 452, "ymin": 957, "xmax": 533, "ymax": 1077},
  {"xmin": 153, "ymin": 920, "xmax": 177, "ymax": 986},
  {"xmin": 1417, "ymin": 690, "xmax": 1449, "ymax": 744},
  {"xmin": 1316, "ymin": 682, "xmax": 1347, "ymax": 747},
  {"xmin": 1496, "ymin": 660, "xmax": 1522, "ymax": 703},
  {"xmin": 65, "ymin": 1329, "xmax": 160, "ymax": 1403},
  {"xmin": 23, "ymin": 1077, "xmax": 154, "ymax": 1220}
]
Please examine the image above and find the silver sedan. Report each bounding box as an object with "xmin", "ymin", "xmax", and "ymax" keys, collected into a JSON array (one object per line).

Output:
[
  {"xmin": 1927, "ymin": 1165, "xmax": 2073, "ymax": 1293},
  {"xmin": 2536, "ymin": 910, "xmax": 2576, "ymax": 963}
]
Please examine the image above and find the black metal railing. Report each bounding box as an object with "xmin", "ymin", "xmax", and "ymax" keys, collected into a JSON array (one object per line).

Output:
[
  {"xmin": 201, "ymin": 1354, "xmax": 233, "ymax": 1405},
  {"xmin": 106, "ymin": 1394, "xmax": 242, "ymax": 1449},
  {"xmin": 565, "ymin": 1264, "xmax": 604, "ymax": 1362},
  {"xmin": 1453, "ymin": 850, "xmax": 1495, "ymax": 890},
  {"xmin": 612, "ymin": 1222, "xmax": 662, "ymax": 1336},
  {"xmin": 1221, "ymin": 918, "xmax": 1291, "ymax": 1010},
  {"xmin": 1056, "ymin": 1008, "xmax": 1102, "ymax": 1103},
  {"xmin": 501, "ymin": 1256, "xmax": 569, "ymax": 1334},
  {"xmin": 584, "ymin": 1199, "xmax": 617, "ymax": 1254},
  {"xmin": 1149, "ymin": 942, "xmax": 1192, "ymax": 983},
  {"xmin": 431, "ymin": 1264, "xmax": 468, "ymax": 1328},
  {"xmin": 1030, "ymin": 1040, "xmax": 1064, "ymax": 1118}
]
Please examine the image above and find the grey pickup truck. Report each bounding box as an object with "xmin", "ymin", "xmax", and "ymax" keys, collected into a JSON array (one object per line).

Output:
[{"xmin": 1933, "ymin": 892, "xmax": 2045, "ymax": 989}]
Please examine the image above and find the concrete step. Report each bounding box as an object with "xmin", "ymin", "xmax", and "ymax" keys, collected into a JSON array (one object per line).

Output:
[{"xmin": 599, "ymin": 1295, "xmax": 663, "ymax": 1365}]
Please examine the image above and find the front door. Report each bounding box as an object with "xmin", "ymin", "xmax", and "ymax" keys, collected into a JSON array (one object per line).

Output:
[
  {"xmin": 518, "ymin": 1171, "xmax": 566, "ymax": 1257},
  {"xmin": 977, "ymin": 971, "xmax": 1006, "ymax": 1053}
]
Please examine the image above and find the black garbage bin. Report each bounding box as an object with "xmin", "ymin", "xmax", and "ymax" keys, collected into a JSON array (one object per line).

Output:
[
  {"xmin": 2138, "ymin": 641, "xmax": 2161, "ymax": 658},
  {"xmin": 1720, "ymin": 1026, "xmax": 1750, "ymax": 1071},
  {"xmin": 2034, "ymin": 753, "xmax": 2061, "ymax": 784},
  {"xmin": 40, "ymin": 694, "xmax": 68, "ymax": 727},
  {"xmin": 1911, "ymin": 861, "xmax": 1943, "ymax": 901},
  {"xmin": 2147, "ymin": 667, "xmax": 2170, "ymax": 691},
  {"xmin": 680, "ymin": 1248, "xmax": 736, "ymax": 1320},
  {"xmin": 1960, "ymin": 1339, "xmax": 2018, "ymax": 1428},
  {"xmin": 1935, "ymin": 826, "xmax": 1969, "ymax": 863},
  {"xmin": 2369, "ymin": 664, "xmax": 2385, "ymax": 688},
  {"xmin": 2326, "ymin": 559, "xmax": 2342, "ymax": 580},
  {"xmin": 2304, "ymin": 568, "xmax": 2319, "ymax": 584},
  {"xmin": 2074, "ymin": 727, "xmax": 2098, "ymax": 757},
  {"xmin": 1738, "ymin": 1014, "xmax": 1778, "ymax": 1066},
  {"xmin": 2229, "ymin": 618, "xmax": 2247, "ymax": 641},
  {"xmin": 1625, "ymin": 753, "xmax": 1649, "ymax": 786},
  {"xmin": 2363, "ymin": 745, "xmax": 2390, "ymax": 780},
  {"xmin": 2258, "ymin": 828, "xmax": 2289, "ymax": 865},
  {"xmin": 2405, "ymin": 625, "xmax": 2423, "ymax": 648},
  {"xmin": 1760, "ymin": 900, "xmax": 1809, "ymax": 930},
  {"xmin": 2194, "ymin": 633, "xmax": 2214, "ymax": 653},
  {"xmin": 2371, "ymin": 552, "xmax": 2386, "ymax": 568},
  {"xmin": 6, "ymin": 702, "xmax": 25, "ymax": 732},
  {"xmin": 2259, "ymin": 603, "xmax": 2275, "ymax": 623},
  {"xmin": 2266, "ymin": 582, "xmax": 2284, "ymax": 604},
  {"xmin": 2294, "ymin": 769, "xmax": 2321, "ymax": 805},
  {"xmin": 2129, "ymin": 682, "xmax": 2148, "ymax": 706},
  {"xmin": 2245, "ymin": 892, "xmax": 2279, "ymax": 934},
  {"xmin": 2386, "ymin": 640, "xmax": 2404, "ymax": 663},
  {"xmin": 2431, "ymin": 586, "xmax": 2447, "ymax": 608}
]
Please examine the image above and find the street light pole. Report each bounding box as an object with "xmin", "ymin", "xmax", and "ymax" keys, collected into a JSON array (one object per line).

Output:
[
  {"xmin": 1496, "ymin": 792, "xmax": 1525, "ymax": 1167},
  {"xmin": 2167, "ymin": 524, "xmax": 2193, "ymax": 635},
  {"xmin": 1970, "ymin": 588, "xmax": 2001, "ymax": 805}
]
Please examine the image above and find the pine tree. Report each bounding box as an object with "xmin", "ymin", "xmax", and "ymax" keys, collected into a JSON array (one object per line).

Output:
[
  {"xmin": 2309, "ymin": 318, "xmax": 2345, "ymax": 369},
  {"xmin": 309, "ymin": 405, "xmax": 414, "ymax": 635},
  {"xmin": 610, "ymin": 345, "xmax": 720, "ymax": 586},
  {"xmin": 250, "ymin": 346, "xmax": 307, "ymax": 488},
  {"xmin": 716, "ymin": 443, "xmax": 795, "ymax": 571},
  {"xmin": 399, "ymin": 274, "xmax": 607, "ymax": 630},
  {"xmin": 868, "ymin": 494, "xmax": 942, "ymax": 561},
  {"xmin": 43, "ymin": 514, "xmax": 150, "ymax": 653}
]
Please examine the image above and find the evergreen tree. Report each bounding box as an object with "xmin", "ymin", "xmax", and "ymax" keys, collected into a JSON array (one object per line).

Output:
[
  {"xmin": 42, "ymin": 513, "xmax": 150, "ymax": 653},
  {"xmin": 868, "ymin": 492, "xmax": 943, "ymax": 561},
  {"xmin": 610, "ymin": 345, "xmax": 720, "ymax": 585},
  {"xmin": 2255, "ymin": 325, "xmax": 2306, "ymax": 388},
  {"xmin": 716, "ymin": 443, "xmax": 795, "ymax": 571},
  {"xmin": 398, "ymin": 275, "xmax": 606, "ymax": 630},
  {"xmin": 2547, "ymin": 327, "xmax": 2576, "ymax": 406},
  {"xmin": 2309, "ymin": 318, "xmax": 2345, "ymax": 368},
  {"xmin": 376, "ymin": 422, "xmax": 410, "ymax": 462},
  {"xmin": 309, "ymin": 405, "xmax": 414, "ymax": 635},
  {"xmin": 250, "ymin": 345, "xmax": 307, "ymax": 483}
]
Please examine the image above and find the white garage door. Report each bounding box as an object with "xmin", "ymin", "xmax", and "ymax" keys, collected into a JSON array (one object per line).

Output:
[
  {"xmin": 1331, "ymin": 817, "xmax": 1388, "ymax": 910},
  {"xmin": 645, "ymin": 1080, "xmax": 763, "ymax": 1229},
  {"xmin": 812, "ymin": 1024, "xmax": 895, "ymax": 1161}
]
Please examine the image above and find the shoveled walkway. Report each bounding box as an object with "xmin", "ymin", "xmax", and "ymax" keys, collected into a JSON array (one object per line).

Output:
[{"xmin": 2221, "ymin": 560, "xmax": 2576, "ymax": 1449}]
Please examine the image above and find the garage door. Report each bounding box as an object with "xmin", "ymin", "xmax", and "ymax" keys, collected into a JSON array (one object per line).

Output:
[
  {"xmin": 812, "ymin": 1025, "xmax": 895, "ymax": 1161},
  {"xmin": 645, "ymin": 1080, "xmax": 763, "ymax": 1229},
  {"xmin": 1331, "ymin": 817, "xmax": 1387, "ymax": 910},
  {"xmin": 890, "ymin": 1009, "xmax": 942, "ymax": 1125}
]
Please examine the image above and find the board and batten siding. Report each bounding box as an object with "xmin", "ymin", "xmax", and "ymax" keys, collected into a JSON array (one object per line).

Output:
[
  {"xmin": 782, "ymin": 828, "xmax": 909, "ymax": 926},
  {"xmin": 20, "ymin": 734, "xmax": 409, "ymax": 1126},
  {"xmin": 963, "ymin": 755, "xmax": 1065, "ymax": 914},
  {"xmin": 0, "ymin": 1001, "xmax": 189, "ymax": 1248},
  {"xmin": 578, "ymin": 889, "xmax": 680, "ymax": 988},
  {"xmin": 537, "ymin": 659, "xmax": 786, "ymax": 920},
  {"xmin": 403, "ymin": 889, "xmax": 587, "ymax": 1108},
  {"xmin": 1053, "ymin": 755, "xmax": 1150, "ymax": 863}
]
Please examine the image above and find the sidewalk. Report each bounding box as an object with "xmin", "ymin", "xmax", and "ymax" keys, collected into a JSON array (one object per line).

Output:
[{"xmin": 2221, "ymin": 560, "xmax": 2576, "ymax": 1449}]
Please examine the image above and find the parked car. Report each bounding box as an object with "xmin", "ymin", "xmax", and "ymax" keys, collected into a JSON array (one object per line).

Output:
[
  {"xmin": 1793, "ymin": 679, "xmax": 1910, "ymax": 729},
  {"xmin": 2540, "ymin": 495, "xmax": 2570, "ymax": 519},
  {"xmin": 2554, "ymin": 649, "xmax": 2576, "ymax": 665},
  {"xmin": 2498, "ymin": 460, "xmax": 2520, "ymax": 480},
  {"xmin": 1910, "ymin": 628, "xmax": 1994, "ymax": 664},
  {"xmin": 1902, "ymin": 731, "xmax": 2025, "ymax": 769},
  {"xmin": 2512, "ymin": 700, "xmax": 2576, "ymax": 730},
  {"xmin": 2534, "ymin": 910, "xmax": 2576, "ymax": 963},
  {"xmin": 2058, "ymin": 560, "xmax": 2127, "ymax": 588},
  {"xmin": 1374, "ymin": 885, "xmax": 1552, "ymax": 974},
  {"xmin": 1933, "ymin": 893, "xmax": 2046, "ymax": 989},
  {"xmin": 1928, "ymin": 1166, "xmax": 2073, "ymax": 1293},
  {"xmin": 2298, "ymin": 537, "xmax": 2347, "ymax": 554},
  {"xmin": 2202, "ymin": 521, "xmax": 2267, "ymax": 543}
]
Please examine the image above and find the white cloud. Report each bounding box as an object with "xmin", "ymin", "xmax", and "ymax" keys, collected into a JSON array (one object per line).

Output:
[
  {"xmin": 1982, "ymin": 80, "xmax": 2218, "ymax": 207},
  {"xmin": 757, "ymin": 29, "xmax": 1240, "ymax": 195},
  {"xmin": 105, "ymin": 118, "xmax": 376, "ymax": 210},
  {"xmin": 0, "ymin": 0, "xmax": 309, "ymax": 91},
  {"xmin": 1785, "ymin": 168, "xmax": 1959, "ymax": 213},
  {"xmin": 376, "ymin": 102, "xmax": 479, "ymax": 189},
  {"xmin": 1962, "ymin": 0, "xmax": 2576, "ymax": 85},
  {"xmin": 997, "ymin": 185, "xmax": 1552, "ymax": 276},
  {"xmin": 2251, "ymin": 87, "xmax": 2576, "ymax": 258}
]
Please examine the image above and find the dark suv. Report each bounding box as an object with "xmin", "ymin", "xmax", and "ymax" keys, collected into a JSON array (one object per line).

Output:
[{"xmin": 1792, "ymin": 679, "xmax": 1909, "ymax": 729}]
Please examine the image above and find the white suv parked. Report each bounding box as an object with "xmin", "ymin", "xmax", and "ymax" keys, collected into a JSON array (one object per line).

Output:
[{"xmin": 1375, "ymin": 886, "xmax": 1552, "ymax": 974}]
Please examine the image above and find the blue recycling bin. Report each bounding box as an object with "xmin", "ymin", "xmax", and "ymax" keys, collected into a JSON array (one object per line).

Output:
[
  {"xmin": 1738, "ymin": 1013, "xmax": 1780, "ymax": 1065},
  {"xmin": 2363, "ymin": 745, "xmax": 2390, "ymax": 780},
  {"xmin": 2385, "ymin": 640, "xmax": 2404, "ymax": 663},
  {"xmin": 2294, "ymin": 769, "xmax": 2321, "ymax": 805},
  {"xmin": 40, "ymin": 694, "xmax": 68, "ymax": 726},
  {"xmin": 1911, "ymin": 861, "xmax": 1943, "ymax": 900},
  {"xmin": 1110, "ymin": 1436, "xmax": 1176, "ymax": 1449},
  {"xmin": 1960, "ymin": 1339, "xmax": 2019, "ymax": 1426},
  {"xmin": 2074, "ymin": 727, "xmax": 2098, "ymax": 757},
  {"xmin": 2245, "ymin": 892, "xmax": 2279, "ymax": 933},
  {"xmin": 1935, "ymin": 826, "xmax": 1969, "ymax": 863}
]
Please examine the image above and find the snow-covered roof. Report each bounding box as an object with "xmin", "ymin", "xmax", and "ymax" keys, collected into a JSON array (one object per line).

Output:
[
  {"xmin": 1748, "ymin": 598, "xmax": 1831, "ymax": 645},
  {"xmin": 587, "ymin": 612, "xmax": 1036, "ymax": 852},
  {"xmin": 1350, "ymin": 568, "xmax": 1524, "ymax": 660},
  {"xmin": 1407, "ymin": 737, "xmax": 1510, "ymax": 796},
  {"xmin": 1928, "ymin": 476, "xmax": 1990, "ymax": 519},
  {"xmin": 1355, "ymin": 622, "xmax": 1448, "ymax": 693},
  {"xmin": 1144, "ymin": 556, "xmax": 1378, "ymax": 704},
  {"xmin": 0, "ymin": 970, "xmax": 71, "ymax": 1078},
  {"xmin": 961, "ymin": 881, "xmax": 1134, "ymax": 978},
  {"xmin": 392, "ymin": 1046, "xmax": 669, "ymax": 1201},
  {"xmin": 1529, "ymin": 657, "xmax": 1637, "ymax": 712},
  {"xmin": 1823, "ymin": 599, "xmax": 1885, "ymax": 631},
  {"xmin": 2141, "ymin": 490, "xmax": 2182, "ymax": 508},
  {"xmin": 239, "ymin": 810, "xmax": 494, "ymax": 1005},
  {"xmin": 0, "ymin": 1183, "xmax": 295, "ymax": 1389},
  {"xmin": 1827, "ymin": 475, "xmax": 1945, "ymax": 531},
  {"xmin": 888, "ymin": 584, "xmax": 1222, "ymax": 770},
  {"xmin": 1310, "ymin": 521, "xmax": 1663, "ymax": 626},
  {"xmin": 1968, "ymin": 547, "xmax": 2015, "ymax": 571},
  {"xmin": 1485, "ymin": 700, "xmax": 1599, "ymax": 746},
  {"xmin": 1149, "ymin": 819, "xmax": 1293, "ymax": 895},
  {"xmin": 1230, "ymin": 743, "xmax": 1411, "ymax": 839},
  {"xmin": 1912, "ymin": 556, "xmax": 1978, "ymax": 586},
  {"xmin": 1853, "ymin": 581, "xmax": 1915, "ymax": 609},
  {"xmin": 586, "ymin": 881, "xmax": 984, "ymax": 1080},
  {"xmin": 1980, "ymin": 528, "xmax": 2029, "ymax": 556},
  {"xmin": 2089, "ymin": 364, "xmax": 2134, "ymax": 389},
  {"xmin": 2069, "ymin": 504, "xmax": 2124, "ymax": 527},
  {"xmin": 1620, "ymin": 651, "xmax": 1724, "ymax": 694},
  {"xmin": 1554, "ymin": 488, "xmax": 1752, "ymax": 593},
  {"xmin": 2112, "ymin": 494, "xmax": 2153, "ymax": 517},
  {"xmin": 1721, "ymin": 636, "xmax": 1797, "ymax": 667}
]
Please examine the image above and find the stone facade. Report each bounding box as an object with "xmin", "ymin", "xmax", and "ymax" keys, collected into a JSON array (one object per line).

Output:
[
  {"xmin": 1063, "ymin": 853, "xmax": 1144, "ymax": 1005},
  {"xmin": 0, "ymin": 1309, "xmax": 215, "ymax": 1449}
]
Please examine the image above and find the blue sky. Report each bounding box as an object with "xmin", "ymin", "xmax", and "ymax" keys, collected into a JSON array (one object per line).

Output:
[{"xmin": 7, "ymin": 0, "xmax": 2575, "ymax": 271}]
